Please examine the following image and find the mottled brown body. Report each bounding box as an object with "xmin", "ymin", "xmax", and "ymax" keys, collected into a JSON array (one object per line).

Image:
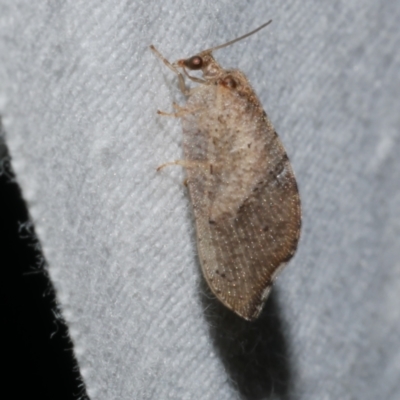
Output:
[{"xmin": 150, "ymin": 22, "xmax": 301, "ymax": 321}]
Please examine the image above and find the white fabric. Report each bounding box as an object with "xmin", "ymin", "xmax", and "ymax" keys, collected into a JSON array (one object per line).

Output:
[{"xmin": 1, "ymin": 1, "xmax": 400, "ymax": 399}]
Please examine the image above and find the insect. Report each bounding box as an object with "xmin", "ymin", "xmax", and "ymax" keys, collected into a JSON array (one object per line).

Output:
[{"xmin": 150, "ymin": 21, "xmax": 301, "ymax": 321}]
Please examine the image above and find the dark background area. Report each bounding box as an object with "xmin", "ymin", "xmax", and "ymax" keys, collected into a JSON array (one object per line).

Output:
[{"xmin": 1, "ymin": 133, "xmax": 88, "ymax": 399}]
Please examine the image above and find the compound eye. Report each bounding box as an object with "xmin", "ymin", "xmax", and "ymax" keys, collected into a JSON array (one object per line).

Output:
[{"xmin": 184, "ymin": 56, "xmax": 203, "ymax": 70}]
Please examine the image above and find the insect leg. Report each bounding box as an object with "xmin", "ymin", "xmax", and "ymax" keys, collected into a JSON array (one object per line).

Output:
[
  {"xmin": 157, "ymin": 103, "xmax": 203, "ymax": 118},
  {"xmin": 150, "ymin": 45, "xmax": 189, "ymax": 96},
  {"xmin": 156, "ymin": 160, "xmax": 209, "ymax": 172},
  {"xmin": 182, "ymin": 67, "xmax": 207, "ymax": 84}
]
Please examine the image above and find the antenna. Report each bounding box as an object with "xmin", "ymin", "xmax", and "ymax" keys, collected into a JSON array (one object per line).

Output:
[{"xmin": 203, "ymin": 20, "xmax": 272, "ymax": 53}]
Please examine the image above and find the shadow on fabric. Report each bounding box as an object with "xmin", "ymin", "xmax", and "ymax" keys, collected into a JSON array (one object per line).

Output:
[{"xmin": 199, "ymin": 279, "xmax": 293, "ymax": 400}]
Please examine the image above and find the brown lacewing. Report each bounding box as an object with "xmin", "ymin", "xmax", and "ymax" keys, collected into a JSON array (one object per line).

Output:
[{"xmin": 150, "ymin": 21, "xmax": 301, "ymax": 321}]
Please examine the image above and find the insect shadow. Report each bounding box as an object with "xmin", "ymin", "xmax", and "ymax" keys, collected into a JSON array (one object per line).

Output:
[{"xmin": 199, "ymin": 278, "xmax": 293, "ymax": 399}]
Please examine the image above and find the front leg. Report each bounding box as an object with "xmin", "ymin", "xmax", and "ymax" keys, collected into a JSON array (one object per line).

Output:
[{"xmin": 150, "ymin": 45, "xmax": 189, "ymax": 96}]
